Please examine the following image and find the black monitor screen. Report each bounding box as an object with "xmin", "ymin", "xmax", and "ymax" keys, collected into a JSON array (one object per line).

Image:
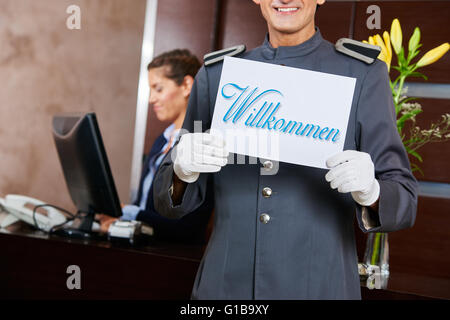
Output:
[{"xmin": 52, "ymin": 112, "xmax": 122, "ymax": 218}]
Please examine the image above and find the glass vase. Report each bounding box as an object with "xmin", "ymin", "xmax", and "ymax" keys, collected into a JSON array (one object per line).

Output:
[{"xmin": 363, "ymin": 232, "xmax": 390, "ymax": 289}]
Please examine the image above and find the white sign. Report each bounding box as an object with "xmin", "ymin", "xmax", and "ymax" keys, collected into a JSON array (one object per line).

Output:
[{"xmin": 211, "ymin": 57, "xmax": 356, "ymax": 169}]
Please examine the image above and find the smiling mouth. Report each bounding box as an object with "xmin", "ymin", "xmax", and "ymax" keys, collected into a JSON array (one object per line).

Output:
[{"xmin": 274, "ymin": 7, "xmax": 300, "ymax": 13}]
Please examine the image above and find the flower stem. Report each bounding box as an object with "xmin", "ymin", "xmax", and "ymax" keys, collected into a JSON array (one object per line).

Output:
[
  {"xmin": 371, "ymin": 232, "xmax": 382, "ymax": 265},
  {"xmin": 395, "ymin": 76, "xmax": 406, "ymax": 105}
]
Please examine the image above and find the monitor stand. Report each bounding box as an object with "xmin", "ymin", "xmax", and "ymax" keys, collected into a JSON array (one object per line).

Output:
[{"xmin": 51, "ymin": 211, "xmax": 105, "ymax": 240}]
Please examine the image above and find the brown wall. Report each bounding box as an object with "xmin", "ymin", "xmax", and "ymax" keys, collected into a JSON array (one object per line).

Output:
[{"xmin": 0, "ymin": 0, "xmax": 146, "ymax": 210}]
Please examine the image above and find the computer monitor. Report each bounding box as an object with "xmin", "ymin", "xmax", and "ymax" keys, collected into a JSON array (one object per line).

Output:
[{"xmin": 52, "ymin": 112, "xmax": 122, "ymax": 238}]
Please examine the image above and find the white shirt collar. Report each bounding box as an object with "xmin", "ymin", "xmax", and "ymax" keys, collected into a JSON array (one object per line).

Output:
[{"xmin": 163, "ymin": 123, "xmax": 180, "ymax": 147}]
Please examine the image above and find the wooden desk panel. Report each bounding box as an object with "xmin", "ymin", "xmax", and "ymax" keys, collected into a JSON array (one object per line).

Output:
[
  {"xmin": 0, "ymin": 222, "xmax": 443, "ymax": 300},
  {"xmin": 0, "ymin": 225, "xmax": 204, "ymax": 299}
]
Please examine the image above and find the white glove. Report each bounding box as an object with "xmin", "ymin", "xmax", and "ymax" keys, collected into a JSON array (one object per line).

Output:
[
  {"xmin": 173, "ymin": 132, "xmax": 229, "ymax": 183},
  {"xmin": 325, "ymin": 150, "xmax": 380, "ymax": 206}
]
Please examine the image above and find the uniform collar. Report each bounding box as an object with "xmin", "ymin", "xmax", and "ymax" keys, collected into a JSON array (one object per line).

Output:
[{"xmin": 261, "ymin": 27, "xmax": 323, "ymax": 60}]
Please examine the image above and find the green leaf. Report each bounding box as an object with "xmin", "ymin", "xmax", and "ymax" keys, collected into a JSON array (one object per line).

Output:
[
  {"xmin": 408, "ymin": 49, "xmax": 421, "ymax": 62},
  {"xmin": 408, "ymin": 72, "xmax": 428, "ymax": 80},
  {"xmin": 392, "ymin": 76, "xmax": 401, "ymax": 87},
  {"xmin": 408, "ymin": 149, "xmax": 423, "ymax": 162},
  {"xmin": 398, "ymin": 47, "xmax": 407, "ymax": 66},
  {"xmin": 399, "ymin": 97, "xmax": 419, "ymax": 105},
  {"xmin": 395, "ymin": 103, "xmax": 402, "ymax": 116},
  {"xmin": 397, "ymin": 109, "xmax": 423, "ymax": 129},
  {"xmin": 389, "ymin": 80, "xmax": 395, "ymax": 91},
  {"xmin": 411, "ymin": 163, "xmax": 424, "ymax": 176}
]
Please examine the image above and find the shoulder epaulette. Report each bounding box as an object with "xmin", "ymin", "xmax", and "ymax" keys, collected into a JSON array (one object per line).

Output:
[
  {"xmin": 335, "ymin": 38, "xmax": 381, "ymax": 64},
  {"xmin": 204, "ymin": 45, "xmax": 246, "ymax": 66}
]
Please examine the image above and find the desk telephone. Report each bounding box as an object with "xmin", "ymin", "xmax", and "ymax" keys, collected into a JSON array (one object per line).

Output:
[
  {"xmin": 0, "ymin": 195, "xmax": 67, "ymax": 232},
  {"xmin": 0, "ymin": 195, "xmax": 146, "ymax": 243}
]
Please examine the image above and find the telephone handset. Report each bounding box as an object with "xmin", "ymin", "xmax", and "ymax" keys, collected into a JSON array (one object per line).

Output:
[{"xmin": 0, "ymin": 194, "xmax": 67, "ymax": 232}]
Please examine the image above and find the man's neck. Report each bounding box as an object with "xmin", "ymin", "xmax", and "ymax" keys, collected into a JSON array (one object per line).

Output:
[{"xmin": 268, "ymin": 24, "xmax": 316, "ymax": 48}]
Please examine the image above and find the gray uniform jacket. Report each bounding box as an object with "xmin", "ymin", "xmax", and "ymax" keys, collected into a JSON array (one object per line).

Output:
[{"xmin": 153, "ymin": 29, "xmax": 418, "ymax": 299}]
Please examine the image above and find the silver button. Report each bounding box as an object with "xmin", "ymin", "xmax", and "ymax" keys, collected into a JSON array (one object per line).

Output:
[
  {"xmin": 263, "ymin": 161, "xmax": 273, "ymax": 171},
  {"xmin": 262, "ymin": 187, "xmax": 272, "ymax": 198},
  {"xmin": 259, "ymin": 213, "xmax": 270, "ymax": 224}
]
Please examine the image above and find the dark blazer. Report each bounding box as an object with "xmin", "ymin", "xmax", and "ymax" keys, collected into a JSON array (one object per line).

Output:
[{"xmin": 134, "ymin": 133, "xmax": 212, "ymax": 244}]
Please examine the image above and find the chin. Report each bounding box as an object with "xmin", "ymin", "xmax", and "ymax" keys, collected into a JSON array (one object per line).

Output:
[
  {"xmin": 154, "ymin": 113, "xmax": 166, "ymax": 122},
  {"xmin": 274, "ymin": 25, "xmax": 303, "ymax": 34},
  {"xmin": 270, "ymin": 19, "xmax": 306, "ymax": 34}
]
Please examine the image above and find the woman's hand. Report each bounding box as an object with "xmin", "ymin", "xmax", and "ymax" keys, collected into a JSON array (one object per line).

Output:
[{"xmin": 95, "ymin": 214, "xmax": 118, "ymax": 233}]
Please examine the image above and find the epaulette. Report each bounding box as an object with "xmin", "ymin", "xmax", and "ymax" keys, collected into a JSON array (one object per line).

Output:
[
  {"xmin": 204, "ymin": 45, "xmax": 246, "ymax": 66},
  {"xmin": 335, "ymin": 38, "xmax": 381, "ymax": 64}
]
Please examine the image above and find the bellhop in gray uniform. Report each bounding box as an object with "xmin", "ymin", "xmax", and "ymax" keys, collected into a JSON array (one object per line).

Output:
[{"xmin": 153, "ymin": 29, "xmax": 418, "ymax": 299}]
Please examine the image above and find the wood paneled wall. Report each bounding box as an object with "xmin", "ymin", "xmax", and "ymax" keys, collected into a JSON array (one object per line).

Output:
[{"xmin": 147, "ymin": 0, "xmax": 450, "ymax": 299}]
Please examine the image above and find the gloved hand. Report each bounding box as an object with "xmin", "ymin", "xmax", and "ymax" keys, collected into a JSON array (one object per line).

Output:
[
  {"xmin": 325, "ymin": 150, "xmax": 380, "ymax": 206},
  {"xmin": 173, "ymin": 132, "xmax": 229, "ymax": 183}
]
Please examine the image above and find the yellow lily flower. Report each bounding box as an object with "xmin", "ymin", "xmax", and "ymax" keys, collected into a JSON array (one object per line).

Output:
[
  {"xmin": 374, "ymin": 35, "xmax": 387, "ymax": 61},
  {"xmin": 383, "ymin": 31, "xmax": 393, "ymax": 61},
  {"xmin": 373, "ymin": 33, "xmax": 392, "ymax": 71},
  {"xmin": 390, "ymin": 18, "xmax": 402, "ymax": 54},
  {"xmin": 416, "ymin": 43, "xmax": 450, "ymax": 67},
  {"xmin": 383, "ymin": 31, "xmax": 392, "ymax": 71},
  {"xmin": 408, "ymin": 27, "xmax": 421, "ymax": 53}
]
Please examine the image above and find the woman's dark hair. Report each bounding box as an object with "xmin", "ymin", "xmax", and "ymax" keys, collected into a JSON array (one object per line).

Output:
[{"xmin": 147, "ymin": 49, "xmax": 201, "ymax": 85}]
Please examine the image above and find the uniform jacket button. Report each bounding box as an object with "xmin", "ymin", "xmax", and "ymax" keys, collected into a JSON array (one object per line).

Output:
[
  {"xmin": 259, "ymin": 213, "xmax": 270, "ymax": 224},
  {"xmin": 263, "ymin": 161, "xmax": 273, "ymax": 171},
  {"xmin": 262, "ymin": 187, "xmax": 272, "ymax": 198}
]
